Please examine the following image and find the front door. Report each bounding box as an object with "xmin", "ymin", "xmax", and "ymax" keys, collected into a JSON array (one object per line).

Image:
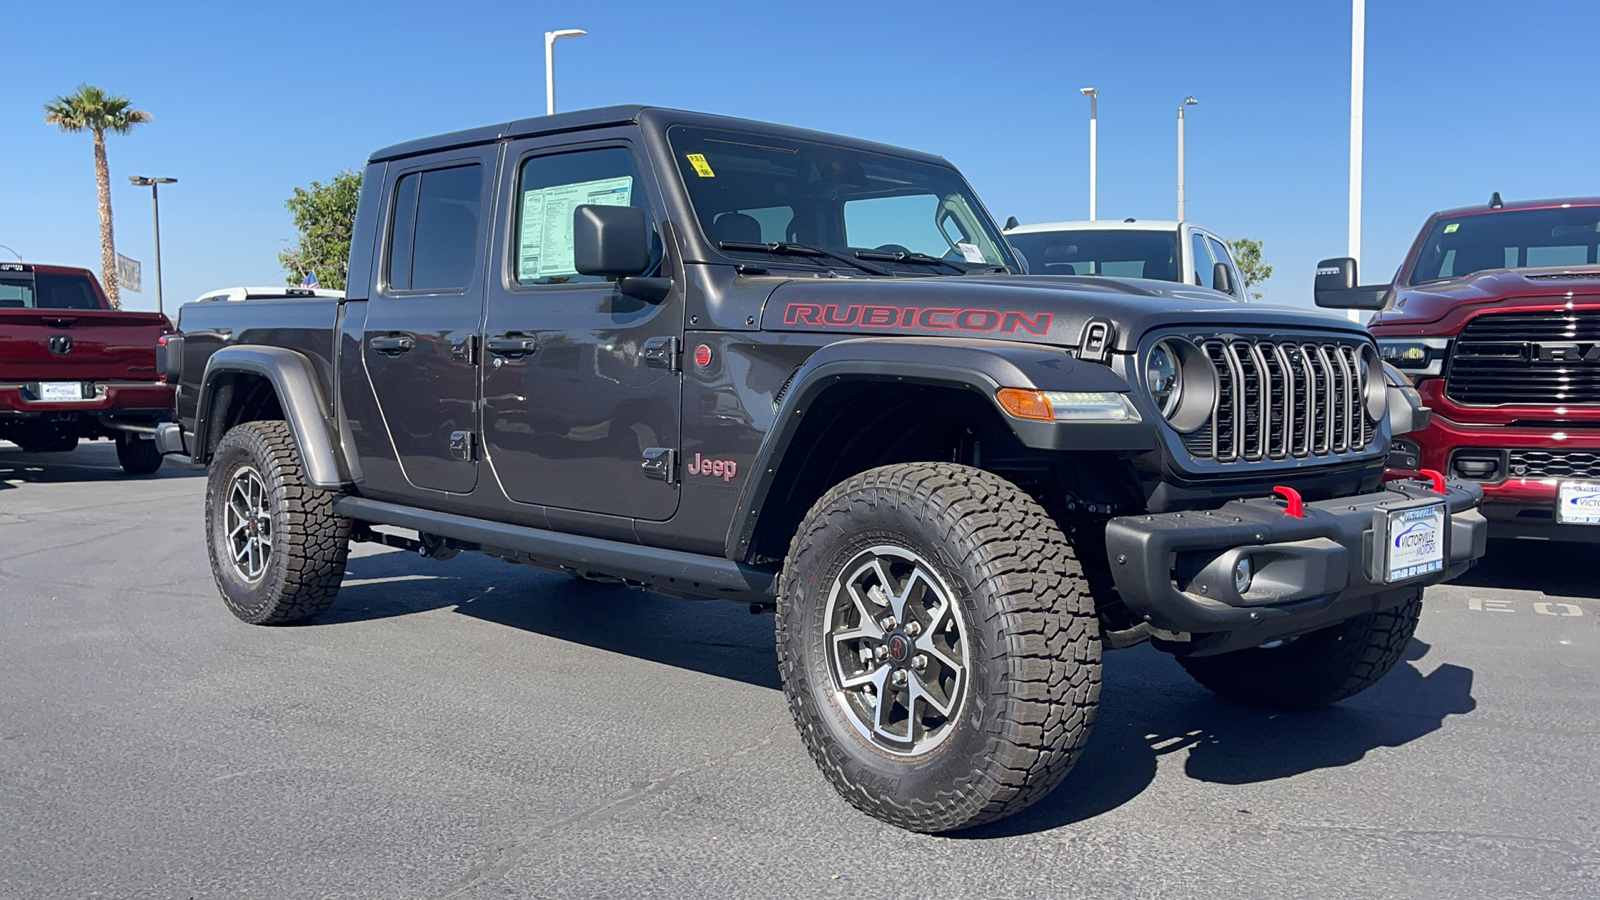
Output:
[
  {"xmin": 480, "ymin": 136, "xmax": 682, "ymax": 520},
  {"xmin": 362, "ymin": 146, "xmax": 497, "ymax": 496}
]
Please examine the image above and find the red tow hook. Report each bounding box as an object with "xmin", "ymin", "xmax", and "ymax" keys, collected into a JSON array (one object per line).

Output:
[
  {"xmin": 1272, "ymin": 485, "xmax": 1305, "ymax": 518},
  {"xmin": 1420, "ymin": 469, "xmax": 1447, "ymax": 493}
]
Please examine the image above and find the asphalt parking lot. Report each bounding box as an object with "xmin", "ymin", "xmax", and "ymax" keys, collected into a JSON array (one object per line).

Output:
[{"xmin": 2, "ymin": 441, "xmax": 1597, "ymax": 899}]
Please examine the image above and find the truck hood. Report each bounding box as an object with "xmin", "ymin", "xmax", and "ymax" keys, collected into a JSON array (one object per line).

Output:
[
  {"xmin": 761, "ymin": 274, "xmax": 1367, "ymax": 351},
  {"xmin": 1371, "ymin": 266, "xmax": 1600, "ymax": 330}
]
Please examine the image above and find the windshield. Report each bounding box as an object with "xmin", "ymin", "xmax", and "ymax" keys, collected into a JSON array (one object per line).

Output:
[
  {"xmin": 0, "ymin": 273, "xmax": 101, "ymax": 310},
  {"xmin": 1005, "ymin": 230, "xmax": 1179, "ymax": 282},
  {"xmin": 1408, "ymin": 206, "xmax": 1600, "ymax": 285},
  {"xmin": 666, "ymin": 125, "xmax": 1017, "ymax": 274}
]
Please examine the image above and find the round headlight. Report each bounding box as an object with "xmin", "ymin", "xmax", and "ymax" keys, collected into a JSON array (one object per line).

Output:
[
  {"xmin": 1147, "ymin": 340, "xmax": 1183, "ymax": 418},
  {"xmin": 1361, "ymin": 345, "xmax": 1386, "ymax": 421}
]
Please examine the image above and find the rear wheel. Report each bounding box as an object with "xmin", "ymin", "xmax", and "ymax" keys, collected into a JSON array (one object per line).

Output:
[
  {"xmin": 116, "ymin": 432, "xmax": 163, "ymax": 475},
  {"xmin": 777, "ymin": 463, "xmax": 1101, "ymax": 832},
  {"xmin": 206, "ymin": 420, "xmax": 348, "ymax": 625},
  {"xmin": 1176, "ymin": 590, "xmax": 1423, "ymax": 711}
]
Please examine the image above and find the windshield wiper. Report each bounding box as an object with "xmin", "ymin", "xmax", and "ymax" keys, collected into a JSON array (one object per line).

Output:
[
  {"xmin": 718, "ymin": 240, "xmax": 894, "ymax": 276},
  {"xmin": 854, "ymin": 249, "xmax": 971, "ymax": 275}
]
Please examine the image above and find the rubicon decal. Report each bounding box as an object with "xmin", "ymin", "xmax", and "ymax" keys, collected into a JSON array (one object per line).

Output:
[
  {"xmin": 782, "ymin": 303, "xmax": 1051, "ymax": 336},
  {"xmin": 687, "ymin": 452, "xmax": 738, "ymax": 482}
]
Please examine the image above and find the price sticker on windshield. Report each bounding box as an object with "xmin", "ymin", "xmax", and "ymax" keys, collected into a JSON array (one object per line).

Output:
[
  {"xmin": 686, "ymin": 153, "xmax": 715, "ymax": 178},
  {"xmin": 957, "ymin": 242, "xmax": 986, "ymax": 264},
  {"xmin": 1381, "ymin": 502, "xmax": 1447, "ymax": 583}
]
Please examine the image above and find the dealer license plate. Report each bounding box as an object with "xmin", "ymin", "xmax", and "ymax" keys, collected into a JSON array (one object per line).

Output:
[
  {"xmin": 1383, "ymin": 503, "xmax": 1447, "ymax": 583},
  {"xmin": 1556, "ymin": 480, "xmax": 1600, "ymax": 526},
  {"xmin": 38, "ymin": 381, "xmax": 84, "ymax": 401}
]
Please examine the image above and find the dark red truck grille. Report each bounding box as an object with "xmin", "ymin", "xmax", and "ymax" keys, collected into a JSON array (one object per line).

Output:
[{"xmin": 1445, "ymin": 310, "xmax": 1600, "ymax": 406}]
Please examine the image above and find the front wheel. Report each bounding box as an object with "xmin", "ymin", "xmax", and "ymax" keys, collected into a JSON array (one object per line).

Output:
[
  {"xmin": 776, "ymin": 463, "xmax": 1101, "ymax": 832},
  {"xmin": 205, "ymin": 420, "xmax": 348, "ymax": 625},
  {"xmin": 1176, "ymin": 590, "xmax": 1423, "ymax": 711}
]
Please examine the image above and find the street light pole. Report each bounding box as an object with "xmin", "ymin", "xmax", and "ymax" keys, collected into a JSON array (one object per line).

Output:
[
  {"xmin": 1079, "ymin": 87, "xmax": 1098, "ymax": 221},
  {"xmin": 1348, "ymin": 0, "xmax": 1366, "ymax": 322},
  {"xmin": 1177, "ymin": 97, "xmax": 1197, "ymax": 221},
  {"xmin": 129, "ymin": 176, "xmax": 176, "ymax": 316},
  {"xmin": 544, "ymin": 29, "xmax": 588, "ymax": 115},
  {"xmin": 0, "ymin": 244, "xmax": 21, "ymax": 264}
]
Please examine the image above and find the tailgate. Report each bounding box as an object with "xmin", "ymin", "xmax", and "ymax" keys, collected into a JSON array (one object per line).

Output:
[{"xmin": 0, "ymin": 310, "xmax": 171, "ymax": 382}]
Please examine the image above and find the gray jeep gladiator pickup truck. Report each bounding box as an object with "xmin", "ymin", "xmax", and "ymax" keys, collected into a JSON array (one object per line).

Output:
[{"xmin": 156, "ymin": 106, "xmax": 1487, "ymax": 833}]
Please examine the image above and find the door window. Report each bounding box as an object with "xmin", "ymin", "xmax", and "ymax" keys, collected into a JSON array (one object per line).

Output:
[
  {"xmin": 386, "ymin": 164, "xmax": 484, "ymax": 293},
  {"xmin": 1189, "ymin": 231, "xmax": 1214, "ymax": 286},
  {"xmin": 514, "ymin": 147, "xmax": 650, "ymax": 285}
]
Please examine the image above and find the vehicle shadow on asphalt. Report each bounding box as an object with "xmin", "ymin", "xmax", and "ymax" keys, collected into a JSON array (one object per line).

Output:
[
  {"xmin": 327, "ymin": 549, "xmax": 1477, "ymax": 838},
  {"xmin": 0, "ymin": 443, "xmax": 204, "ymax": 487},
  {"xmin": 954, "ymin": 638, "xmax": 1475, "ymax": 839},
  {"xmin": 1450, "ymin": 538, "xmax": 1600, "ymax": 599}
]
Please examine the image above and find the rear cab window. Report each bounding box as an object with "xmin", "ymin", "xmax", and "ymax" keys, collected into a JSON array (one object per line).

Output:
[
  {"xmin": 386, "ymin": 164, "xmax": 484, "ymax": 293},
  {"xmin": 0, "ymin": 270, "xmax": 101, "ymax": 310}
]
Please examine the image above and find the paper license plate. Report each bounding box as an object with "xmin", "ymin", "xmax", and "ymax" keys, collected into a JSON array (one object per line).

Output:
[
  {"xmin": 1383, "ymin": 503, "xmax": 1447, "ymax": 583},
  {"xmin": 38, "ymin": 381, "xmax": 84, "ymax": 401},
  {"xmin": 1556, "ymin": 480, "xmax": 1600, "ymax": 525}
]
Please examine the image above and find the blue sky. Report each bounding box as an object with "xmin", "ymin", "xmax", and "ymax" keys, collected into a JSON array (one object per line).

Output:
[{"xmin": 2, "ymin": 0, "xmax": 1594, "ymax": 312}]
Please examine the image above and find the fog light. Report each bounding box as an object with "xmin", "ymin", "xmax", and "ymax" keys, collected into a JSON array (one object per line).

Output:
[{"xmin": 1233, "ymin": 557, "xmax": 1254, "ymax": 596}]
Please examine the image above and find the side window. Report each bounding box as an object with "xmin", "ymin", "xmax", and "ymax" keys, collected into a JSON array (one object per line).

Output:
[
  {"xmin": 515, "ymin": 146, "xmax": 648, "ymax": 285},
  {"xmin": 1189, "ymin": 231, "xmax": 1214, "ymax": 286},
  {"xmin": 386, "ymin": 163, "xmax": 484, "ymax": 293},
  {"xmin": 1206, "ymin": 236, "xmax": 1239, "ymax": 295}
]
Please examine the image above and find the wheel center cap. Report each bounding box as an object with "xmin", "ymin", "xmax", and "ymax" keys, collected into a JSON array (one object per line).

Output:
[{"xmin": 886, "ymin": 632, "xmax": 913, "ymax": 665}]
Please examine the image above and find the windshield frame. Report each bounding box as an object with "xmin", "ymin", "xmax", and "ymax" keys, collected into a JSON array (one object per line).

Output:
[{"xmin": 662, "ymin": 124, "xmax": 1019, "ymax": 276}]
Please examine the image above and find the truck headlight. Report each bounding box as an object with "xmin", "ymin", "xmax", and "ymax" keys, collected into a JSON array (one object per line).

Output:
[
  {"xmin": 1147, "ymin": 340, "xmax": 1182, "ymax": 418},
  {"xmin": 1362, "ymin": 345, "xmax": 1387, "ymax": 421},
  {"xmin": 1377, "ymin": 338, "xmax": 1449, "ymax": 377},
  {"xmin": 1144, "ymin": 338, "xmax": 1216, "ymax": 433}
]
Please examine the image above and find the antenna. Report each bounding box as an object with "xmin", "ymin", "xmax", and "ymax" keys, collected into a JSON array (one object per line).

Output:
[{"xmin": 1489, "ymin": 191, "xmax": 1504, "ymax": 209}]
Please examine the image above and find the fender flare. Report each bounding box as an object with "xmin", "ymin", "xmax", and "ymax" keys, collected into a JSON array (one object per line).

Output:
[
  {"xmin": 723, "ymin": 337, "xmax": 1155, "ymax": 559},
  {"xmin": 194, "ymin": 346, "xmax": 349, "ymax": 489}
]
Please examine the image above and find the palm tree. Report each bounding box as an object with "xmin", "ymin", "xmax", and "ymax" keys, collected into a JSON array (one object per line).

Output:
[{"xmin": 44, "ymin": 85, "xmax": 151, "ymax": 309}]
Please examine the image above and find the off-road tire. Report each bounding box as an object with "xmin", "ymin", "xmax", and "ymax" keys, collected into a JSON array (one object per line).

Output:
[
  {"xmin": 116, "ymin": 433, "xmax": 163, "ymax": 475},
  {"xmin": 1176, "ymin": 589, "xmax": 1423, "ymax": 711},
  {"xmin": 206, "ymin": 420, "xmax": 347, "ymax": 625},
  {"xmin": 776, "ymin": 463, "xmax": 1101, "ymax": 833}
]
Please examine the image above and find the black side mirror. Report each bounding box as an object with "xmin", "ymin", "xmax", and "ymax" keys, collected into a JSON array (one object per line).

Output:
[
  {"xmin": 1004, "ymin": 215, "xmax": 1020, "ymax": 230},
  {"xmin": 1314, "ymin": 256, "xmax": 1390, "ymax": 310},
  {"xmin": 574, "ymin": 205, "xmax": 651, "ymax": 277},
  {"xmin": 1211, "ymin": 261, "xmax": 1234, "ymax": 295}
]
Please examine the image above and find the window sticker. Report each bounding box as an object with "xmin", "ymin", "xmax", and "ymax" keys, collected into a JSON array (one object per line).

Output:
[
  {"xmin": 1444, "ymin": 223, "xmax": 1460, "ymax": 234},
  {"xmin": 957, "ymin": 242, "xmax": 987, "ymax": 264},
  {"xmin": 686, "ymin": 153, "xmax": 715, "ymax": 178},
  {"xmin": 518, "ymin": 176, "xmax": 634, "ymax": 280}
]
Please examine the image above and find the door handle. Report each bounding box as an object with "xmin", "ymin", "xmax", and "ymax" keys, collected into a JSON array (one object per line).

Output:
[
  {"xmin": 485, "ymin": 335, "xmax": 540, "ymax": 358},
  {"xmin": 370, "ymin": 334, "xmax": 415, "ymax": 354}
]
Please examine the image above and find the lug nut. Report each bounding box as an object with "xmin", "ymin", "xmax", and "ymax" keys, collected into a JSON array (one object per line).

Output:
[
  {"xmin": 903, "ymin": 620, "xmax": 921, "ymax": 636},
  {"xmin": 874, "ymin": 645, "xmax": 888, "ymax": 661},
  {"xmin": 912, "ymin": 654, "xmax": 928, "ymax": 671},
  {"xmin": 890, "ymin": 670, "xmax": 908, "ymax": 686},
  {"xmin": 879, "ymin": 616, "xmax": 897, "ymax": 631}
]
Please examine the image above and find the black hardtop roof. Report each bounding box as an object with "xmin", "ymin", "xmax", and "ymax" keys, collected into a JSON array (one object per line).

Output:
[{"xmin": 367, "ymin": 105, "xmax": 951, "ymax": 168}]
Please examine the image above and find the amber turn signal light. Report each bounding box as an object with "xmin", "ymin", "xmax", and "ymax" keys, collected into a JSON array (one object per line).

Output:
[{"xmin": 996, "ymin": 388, "xmax": 1054, "ymax": 421}]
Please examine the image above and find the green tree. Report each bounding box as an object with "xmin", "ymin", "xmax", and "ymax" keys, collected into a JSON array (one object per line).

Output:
[
  {"xmin": 43, "ymin": 85, "xmax": 151, "ymax": 309},
  {"xmin": 1226, "ymin": 236, "xmax": 1273, "ymax": 301},
  {"xmin": 279, "ymin": 169, "xmax": 361, "ymax": 290}
]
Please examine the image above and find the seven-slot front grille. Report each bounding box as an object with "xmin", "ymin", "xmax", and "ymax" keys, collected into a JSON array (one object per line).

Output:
[
  {"xmin": 1446, "ymin": 309, "xmax": 1600, "ymax": 406},
  {"xmin": 1182, "ymin": 338, "xmax": 1375, "ymax": 463}
]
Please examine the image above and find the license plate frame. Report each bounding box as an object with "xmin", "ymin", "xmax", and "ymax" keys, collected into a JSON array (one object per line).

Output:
[
  {"xmin": 1376, "ymin": 500, "xmax": 1448, "ymax": 584},
  {"xmin": 1556, "ymin": 479, "xmax": 1600, "ymax": 526},
  {"xmin": 37, "ymin": 381, "xmax": 85, "ymax": 402}
]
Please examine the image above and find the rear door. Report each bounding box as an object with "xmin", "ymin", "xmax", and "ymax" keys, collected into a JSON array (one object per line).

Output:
[
  {"xmin": 360, "ymin": 146, "xmax": 497, "ymax": 497},
  {"xmin": 479, "ymin": 133, "xmax": 683, "ymax": 521}
]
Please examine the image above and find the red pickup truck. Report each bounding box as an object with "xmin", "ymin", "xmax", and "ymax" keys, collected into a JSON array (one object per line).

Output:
[
  {"xmin": 1314, "ymin": 196, "xmax": 1600, "ymax": 543},
  {"xmin": 1, "ymin": 262, "xmax": 173, "ymax": 474}
]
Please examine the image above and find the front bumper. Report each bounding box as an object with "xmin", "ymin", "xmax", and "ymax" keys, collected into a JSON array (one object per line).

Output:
[{"xmin": 1104, "ymin": 479, "xmax": 1486, "ymax": 656}]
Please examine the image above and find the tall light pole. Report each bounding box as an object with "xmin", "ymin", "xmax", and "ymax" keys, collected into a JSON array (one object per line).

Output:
[
  {"xmin": 1176, "ymin": 97, "xmax": 1197, "ymax": 221},
  {"xmin": 129, "ymin": 176, "xmax": 176, "ymax": 316},
  {"xmin": 544, "ymin": 29, "xmax": 588, "ymax": 115},
  {"xmin": 0, "ymin": 244, "xmax": 21, "ymax": 264},
  {"xmin": 1080, "ymin": 87, "xmax": 1098, "ymax": 221},
  {"xmin": 1347, "ymin": 0, "xmax": 1366, "ymax": 322}
]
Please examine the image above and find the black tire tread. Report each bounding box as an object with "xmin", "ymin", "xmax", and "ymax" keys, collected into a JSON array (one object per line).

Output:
[
  {"xmin": 206, "ymin": 420, "xmax": 347, "ymax": 625},
  {"xmin": 776, "ymin": 462, "xmax": 1101, "ymax": 832},
  {"xmin": 1176, "ymin": 590, "xmax": 1423, "ymax": 711}
]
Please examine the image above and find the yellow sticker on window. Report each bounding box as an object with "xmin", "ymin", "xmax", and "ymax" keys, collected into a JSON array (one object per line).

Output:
[
  {"xmin": 1444, "ymin": 223, "xmax": 1460, "ymax": 233},
  {"xmin": 686, "ymin": 153, "xmax": 715, "ymax": 178}
]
